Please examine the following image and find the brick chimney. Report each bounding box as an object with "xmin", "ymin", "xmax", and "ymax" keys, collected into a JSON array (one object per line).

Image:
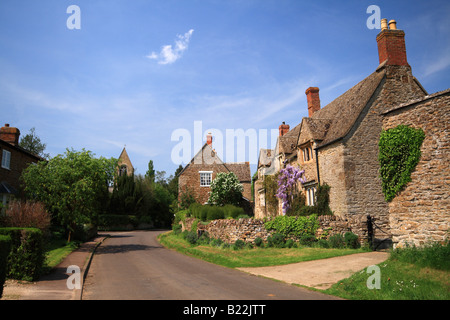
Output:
[
  {"xmin": 279, "ymin": 122, "xmax": 290, "ymax": 137},
  {"xmin": 376, "ymin": 19, "xmax": 408, "ymax": 66},
  {"xmin": 206, "ymin": 132, "xmax": 213, "ymax": 146},
  {"xmin": 305, "ymin": 87, "xmax": 320, "ymax": 117},
  {"xmin": 0, "ymin": 124, "xmax": 20, "ymax": 146}
]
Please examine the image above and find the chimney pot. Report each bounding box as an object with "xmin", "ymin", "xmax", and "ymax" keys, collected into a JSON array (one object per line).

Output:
[
  {"xmin": 381, "ymin": 18, "xmax": 388, "ymax": 31},
  {"xmin": 305, "ymin": 87, "xmax": 321, "ymax": 117},
  {"xmin": 388, "ymin": 20, "xmax": 397, "ymax": 30}
]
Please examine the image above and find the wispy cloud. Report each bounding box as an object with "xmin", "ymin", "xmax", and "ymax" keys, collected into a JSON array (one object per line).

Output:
[
  {"xmin": 147, "ymin": 29, "xmax": 194, "ymax": 65},
  {"xmin": 422, "ymin": 49, "xmax": 450, "ymax": 77}
]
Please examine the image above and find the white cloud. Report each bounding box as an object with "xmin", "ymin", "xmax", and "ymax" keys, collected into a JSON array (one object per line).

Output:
[{"xmin": 147, "ymin": 29, "xmax": 194, "ymax": 65}]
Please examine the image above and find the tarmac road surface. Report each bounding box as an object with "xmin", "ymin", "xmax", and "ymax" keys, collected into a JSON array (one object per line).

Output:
[{"xmin": 82, "ymin": 230, "xmax": 337, "ymax": 300}]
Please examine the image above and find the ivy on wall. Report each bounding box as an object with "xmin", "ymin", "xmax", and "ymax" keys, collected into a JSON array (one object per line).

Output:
[{"xmin": 378, "ymin": 125, "xmax": 425, "ymax": 202}]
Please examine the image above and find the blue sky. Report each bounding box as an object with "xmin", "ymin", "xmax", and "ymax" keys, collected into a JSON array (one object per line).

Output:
[{"xmin": 1, "ymin": 0, "xmax": 449, "ymax": 177}]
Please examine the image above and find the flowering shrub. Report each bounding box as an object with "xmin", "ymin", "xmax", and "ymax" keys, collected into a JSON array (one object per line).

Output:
[
  {"xmin": 208, "ymin": 172, "xmax": 243, "ymax": 206},
  {"xmin": 275, "ymin": 165, "xmax": 306, "ymax": 213}
]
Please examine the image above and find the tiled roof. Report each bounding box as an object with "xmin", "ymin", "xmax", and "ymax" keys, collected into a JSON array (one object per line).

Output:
[{"xmin": 308, "ymin": 69, "xmax": 386, "ymax": 147}]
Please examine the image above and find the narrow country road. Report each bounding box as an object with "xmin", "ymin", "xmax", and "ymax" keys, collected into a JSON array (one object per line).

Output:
[{"xmin": 82, "ymin": 230, "xmax": 337, "ymax": 300}]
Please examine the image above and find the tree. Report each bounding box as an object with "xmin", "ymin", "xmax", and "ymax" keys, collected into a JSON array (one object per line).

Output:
[
  {"xmin": 145, "ymin": 160, "xmax": 155, "ymax": 183},
  {"xmin": 19, "ymin": 127, "xmax": 50, "ymax": 159},
  {"xmin": 207, "ymin": 172, "xmax": 243, "ymax": 206},
  {"xmin": 21, "ymin": 148, "xmax": 117, "ymax": 242}
]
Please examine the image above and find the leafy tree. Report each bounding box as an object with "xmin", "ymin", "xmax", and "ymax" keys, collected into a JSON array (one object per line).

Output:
[
  {"xmin": 21, "ymin": 148, "xmax": 117, "ymax": 241},
  {"xmin": 145, "ymin": 160, "xmax": 155, "ymax": 183},
  {"xmin": 19, "ymin": 127, "xmax": 50, "ymax": 159},
  {"xmin": 207, "ymin": 172, "xmax": 243, "ymax": 206}
]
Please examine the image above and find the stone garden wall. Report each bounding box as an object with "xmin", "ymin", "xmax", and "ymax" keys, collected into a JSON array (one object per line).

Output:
[{"xmin": 182, "ymin": 215, "xmax": 354, "ymax": 244}]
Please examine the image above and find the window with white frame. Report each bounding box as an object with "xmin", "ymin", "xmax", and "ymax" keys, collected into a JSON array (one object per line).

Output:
[
  {"xmin": 199, "ymin": 171, "xmax": 212, "ymax": 187},
  {"xmin": 1, "ymin": 150, "xmax": 11, "ymax": 170},
  {"xmin": 305, "ymin": 185, "xmax": 317, "ymax": 206}
]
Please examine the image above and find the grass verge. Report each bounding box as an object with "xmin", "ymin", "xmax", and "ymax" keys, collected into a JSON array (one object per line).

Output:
[
  {"xmin": 158, "ymin": 231, "xmax": 365, "ymax": 268},
  {"xmin": 324, "ymin": 242, "xmax": 450, "ymax": 300},
  {"xmin": 44, "ymin": 239, "xmax": 80, "ymax": 270}
]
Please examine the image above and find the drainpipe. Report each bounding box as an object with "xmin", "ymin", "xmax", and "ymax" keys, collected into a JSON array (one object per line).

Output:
[{"xmin": 315, "ymin": 148, "xmax": 321, "ymax": 186}]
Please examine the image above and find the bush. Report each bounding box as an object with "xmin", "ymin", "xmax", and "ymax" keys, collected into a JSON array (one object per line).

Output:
[
  {"xmin": 317, "ymin": 239, "xmax": 329, "ymax": 248},
  {"xmin": 264, "ymin": 215, "xmax": 319, "ymax": 239},
  {"xmin": 0, "ymin": 234, "xmax": 11, "ymax": 298},
  {"xmin": 210, "ymin": 238, "xmax": 223, "ymax": 247},
  {"xmin": 174, "ymin": 209, "xmax": 189, "ymax": 225},
  {"xmin": 3, "ymin": 200, "xmax": 51, "ymax": 232},
  {"xmin": 267, "ymin": 233, "xmax": 285, "ymax": 248},
  {"xmin": 328, "ymin": 233, "xmax": 345, "ymax": 248},
  {"xmin": 206, "ymin": 206, "xmax": 224, "ymax": 221},
  {"xmin": 184, "ymin": 231, "xmax": 198, "ymax": 245},
  {"xmin": 299, "ymin": 234, "xmax": 317, "ymax": 246},
  {"xmin": 344, "ymin": 232, "xmax": 361, "ymax": 249},
  {"xmin": 254, "ymin": 237, "xmax": 263, "ymax": 247},
  {"xmin": 172, "ymin": 223, "xmax": 182, "ymax": 234},
  {"xmin": 223, "ymin": 204, "xmax": 244, "ymax": 219},
  {"xmin": 233, "ymin": 239, "xmax": 245, "ymax": 250},
  {"xmin": 189, "ymin": 203, "xmax": 245, "ymax": 222},
  {"xmin": 285, "ymin": 239, "xmax": 294, "ymax": 248},
  {"xmin": 0, "ymin": 227, "xmax": 45, "ymax": 281}
]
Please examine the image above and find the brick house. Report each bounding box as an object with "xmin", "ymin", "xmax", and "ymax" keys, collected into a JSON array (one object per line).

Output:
[
  {"xmin": 0, "ymin": 124, "xmax": 43, "ymax": 206},
  {"xmin": 178, "ymin": 133, "xmax": 251, "ymax": 205},
  {"xmin": 254, "ymin": 19, "xmax": 449, "ymax": 246}
]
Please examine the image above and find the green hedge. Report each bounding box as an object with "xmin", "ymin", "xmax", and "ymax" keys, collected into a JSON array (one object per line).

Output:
[
  {"xmin": 264, "ymin": 215, "xmax": 319, "ymax": 239},
  {"xmin": 0, "ymin": 234, "xmax": 11, "ymax": 298},
  {"xmin": 0, "ymin": 228, "xmax": 45, "ymax": 281},
  {"xmin": 188, "ymin": 203, "xmax": 245, "ymax": 221}
]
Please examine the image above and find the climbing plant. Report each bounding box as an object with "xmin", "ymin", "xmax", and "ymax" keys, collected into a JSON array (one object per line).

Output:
[
  {"xmin": 378, "ymin": 125, "xmax": 425, "ymax": 202},
  {"xmin": 275, "ymin": 165, "xmax": 306, "ymax": 213}
]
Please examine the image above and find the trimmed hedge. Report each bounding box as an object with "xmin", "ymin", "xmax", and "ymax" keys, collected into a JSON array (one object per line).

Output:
[
  {"xmin": 0, "ymin": 234, "xmax": 11, "ymax": 298},
  {"xmin": 0, "ymin": 227, "xmax": 45, "ymax": 281},
  {"xmin": 188, "ymin": 204, "xmax": 245, "ymax": 221}
]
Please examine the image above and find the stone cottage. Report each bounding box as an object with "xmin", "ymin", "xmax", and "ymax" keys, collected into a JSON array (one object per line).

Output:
[
  {"xmin": 178, "ymin": 133, "xmax": 251, "ymax": 205},
  {"xmin": 255, "ymin": 19, "xmax": 449, "ymax": 246}
]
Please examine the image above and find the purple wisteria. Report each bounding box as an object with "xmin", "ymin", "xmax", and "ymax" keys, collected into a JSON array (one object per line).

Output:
[{"xmin": 275, "ymin": 165, "xmax": 306, "ymax": 213}]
